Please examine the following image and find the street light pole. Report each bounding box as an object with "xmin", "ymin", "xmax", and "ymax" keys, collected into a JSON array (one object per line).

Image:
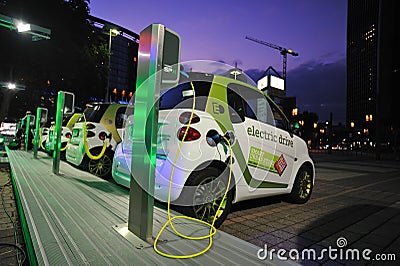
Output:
[
  {"xmin": 105, "ymin": 28, "xmax": 120, "ymax": 102},
  {"xmin": 105, "ymin": 29, "xmax": 112, "ymax": 102}
]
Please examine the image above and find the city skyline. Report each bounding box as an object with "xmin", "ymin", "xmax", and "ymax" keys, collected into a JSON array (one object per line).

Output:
[{"xmin": 90, "ymin": 0, "xmax": 347, "ymax": 123}]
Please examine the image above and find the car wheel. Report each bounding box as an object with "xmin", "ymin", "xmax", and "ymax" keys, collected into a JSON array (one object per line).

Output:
[
  {"xmin": 176, "ymin": 166, "xmax": 233, "ymax": 228},
  {"xmin": 87, "ymin": 150, "xmax": 113, "ymax": 178},
  {"xmin": 287, "ymin": 165, "xmax": 313, "ymax": 204}
]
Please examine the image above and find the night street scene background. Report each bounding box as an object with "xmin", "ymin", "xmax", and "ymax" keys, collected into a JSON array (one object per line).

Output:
[{"xmin": 0, "ymin": 0, "xmax": 399, "ymax": 156}]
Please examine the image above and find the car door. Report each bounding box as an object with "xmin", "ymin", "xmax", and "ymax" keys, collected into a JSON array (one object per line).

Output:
[
  {"xmin": 266, "ymin": 99, "xmax": 296, "ymax": 181},
  {"xmin": 227, "ymin": 84, "xmax": 288, "ymax": 187}
]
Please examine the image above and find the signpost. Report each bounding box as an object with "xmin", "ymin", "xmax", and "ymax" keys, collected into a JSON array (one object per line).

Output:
[
  {"xmin": 125, "ymin": 24, "xmax": 180, "ymax": 243},
  {"xmin": 52, "ymin": 91, "xmax": 74, "ymax": 175}
]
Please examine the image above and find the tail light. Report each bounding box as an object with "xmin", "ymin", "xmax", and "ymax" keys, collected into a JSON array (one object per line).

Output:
[
  {"xmin": 87, "ymin": 131, "xmax": 95, "ymax": 138},
  {"xmin": 86, "ymin": 123, "xmax": 96, "ymax": 129},
  {"xmin": 99, "ymin": 132, "xmax": 107, "ymax": 141},
  {"xmin": 65, "ymin": 132, "xmax": 72, "ymax": 139},
  {"xmin": 179, "ymin": 112, "xmax": 200, "ymax": 124},
  {"xmin": 177, "ymin": 127, "xmax": 201, "ymax": 141}
]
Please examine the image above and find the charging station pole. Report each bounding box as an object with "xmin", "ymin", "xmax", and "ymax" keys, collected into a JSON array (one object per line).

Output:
[
  {"xmin": 128, "ymin": 24, "xmax": 180, "ymax": 243},
  {"xmin": 34, "ymin": 107, "xmax": 48, "ymax": 159},
  {"xmin": 25, "ymin": 115, "xmax": 34, "ymax": 152},
  {"xmin": 52, "ymin": 91, "xmax": 74, "ymax": 175}
]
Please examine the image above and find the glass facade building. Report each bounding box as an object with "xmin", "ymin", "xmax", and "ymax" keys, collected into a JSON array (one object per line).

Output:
[
  {"xmin": 89, "ymin": 16, "xmax": 139, "ymax": 102},
  {"xmin": 347, "ymin": 0, "xmax": 399, "ymax": 144}
]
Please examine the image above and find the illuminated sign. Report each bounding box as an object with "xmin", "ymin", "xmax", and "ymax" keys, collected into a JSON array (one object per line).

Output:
[
  {"xmin": 270, "ymin": 75, "xmax": 285, "ymax": 91},
  {"xmin": 257, "ymin": 75, "xmax": 285, "ymax": 91},
  {"xmin": 257, "ymin": 75, "xmax": 269, "ymax": 90}
]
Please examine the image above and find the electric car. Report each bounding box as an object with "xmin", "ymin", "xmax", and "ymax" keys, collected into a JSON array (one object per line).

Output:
[
  {"xmin": 43, "ymin": 113, "xmax": 81, "ymax": 159},
  {"xmin": 112, "ymin": 73, "xmax": 315, "ymax": 227},
  {"xmin": 66, "ymin": 103, "xmax": 130, "ymax": 178}
]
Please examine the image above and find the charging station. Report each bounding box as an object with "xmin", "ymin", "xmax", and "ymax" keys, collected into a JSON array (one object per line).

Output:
[
  {"xmin": 115, "ymin": 24, "xmax": 180, "ymax": 244},
  {"xmin": 23, "ymin": 113, "xmax": 35, "ymax": 152},
  {"xmin": 52, "ymin": 91, "xmax": 74, "ymax": 174},
  {"xmin": 33, "ymin": 107, "xmax": 48, "ymax": 158}
]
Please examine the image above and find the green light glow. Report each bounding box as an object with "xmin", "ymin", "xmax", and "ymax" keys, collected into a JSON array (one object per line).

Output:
[
  {"xmin": 52, "ymin": 91, "xmax": 64, "ymax": 174},
  {"xmin": 25, "ymin": 115, "xmax": 31, "ymax": 152},
  {"xmin": 33, "ymin": 108, "xmax": 41, "ymax": 158}
]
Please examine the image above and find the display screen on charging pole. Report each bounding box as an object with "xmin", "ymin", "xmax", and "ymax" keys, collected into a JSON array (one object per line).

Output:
[
  {"xmin": 128, "ymin": 24, "xmax": 180, "ymax": 242},
  {"xmin": 161, "ymin": 29, "xmax": 180, "ymax": 87}
]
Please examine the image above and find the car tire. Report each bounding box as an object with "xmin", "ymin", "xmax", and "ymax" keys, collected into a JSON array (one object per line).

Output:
[
  {"xmin": 175, "ymin": 166, "xmax": 233, "ymax": 228},
  {"xmin": 87, "ymin": 149, "xmax": 113, "ymax": 179},
  {"xmin": 287, "ymin": 165, "xmax": 313, "ymax": 204}
]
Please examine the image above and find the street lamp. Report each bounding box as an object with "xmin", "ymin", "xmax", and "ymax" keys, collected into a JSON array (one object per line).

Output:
[
  {"xmin": 0, "ymin": 13, "xmax": 51, "ymax": 40},
  {"xmin": 7, "ymin": 83, "xmax": 16, "ymax": 89},
  {"xmin": 15, "ymin": 21, "xmax": 31, "ymax": 32},
  {"xmin": 105, "ymin": 28, "xmax": 120, "ymax": 102}
]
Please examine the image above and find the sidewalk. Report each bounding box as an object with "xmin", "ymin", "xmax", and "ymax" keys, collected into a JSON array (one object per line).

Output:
[{"xmin": 220, "ymin": 150, "xmax": 400, "ymax": 265}]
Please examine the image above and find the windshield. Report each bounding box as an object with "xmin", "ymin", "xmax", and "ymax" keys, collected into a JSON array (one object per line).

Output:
[
  {"xmin": 159, "ymin": 81, "xmax": 211, "ymax": 111},
  {"xmin": 78, "ymin": 104, "xmax": 108, "ymax": 123}
]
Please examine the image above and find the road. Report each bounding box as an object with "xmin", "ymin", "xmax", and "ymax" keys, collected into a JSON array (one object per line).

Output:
[{"xmin": 219, "ymin": 152, "xmax": 400, "ymax": 265}]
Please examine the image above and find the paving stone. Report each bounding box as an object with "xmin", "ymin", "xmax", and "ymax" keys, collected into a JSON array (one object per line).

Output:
[
  {"xmin": 240, "ymin": 219, "xmax": 260, "ymax": 228},
  {"xmin": 349, "ymin": 240, "xmax": 382, "ymax": 254},
  {"xmin": 220, "ymin": 225, "xmax": 239, "ymax": 235},
  {"xmin": 269, "ymin": 230, "xmax": 296, "ymax": 240},
  {"xmin": 247, "ymin": 237, "xmax": 264, "ymax": 248},
  {"xmin": 241, "ymin": 228, "xmax": 264, "ymax": 239},
  {"xmin": 229, "ymin": 222, "xmax": 251, "ymax": 231},
  {"xmin": 257, "ymin": 234, "xmax": 285, "ymax": 246},
  {"xmin": 299, "ymin": 231, "xmax": 326, "ymax": 243},
  {"xmin": 360, "ymin": 233, "xmax": 396, "ymax": 249},
  {"xmin": 254, "ymin": 224, "xmax": 278, "ymax": 234}
]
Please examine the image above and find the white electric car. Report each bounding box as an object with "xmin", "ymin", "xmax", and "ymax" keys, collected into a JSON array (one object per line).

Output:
[
  {"xmin": 66, "ymin": 103, "xmax": 130, "ymax": 178},
  {"xmin": 43, "ymin": 113, "xmax": 81, "ymax": 159},
  {"xmin": 112, "ymin": 73, "xmax": 315, "ymax": 227}
]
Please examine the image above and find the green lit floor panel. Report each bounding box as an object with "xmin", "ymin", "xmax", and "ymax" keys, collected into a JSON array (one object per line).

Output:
[{"xmin": 7, "ymin": 150, "xmax": 295, "ymax": 265}]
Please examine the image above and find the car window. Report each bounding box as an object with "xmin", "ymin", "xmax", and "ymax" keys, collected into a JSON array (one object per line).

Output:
[
  {"xmin": 227, "ymin": 83, "xmax": 274, "ymax": 125},
  {"xmin": 159, "ymin": 81, "xmax": 211, "ymax": 111},
  {"xmin": 115, "ymin": 107, "xmax": 127, "ymax": 129},
  {"xmin": 227, "ymin": 88, "xmax": 245, "ymax": 123},
  {"xmin": 78, "ymin": 104, "xmax": 108, "ymax": 123},
  {"xmin": 267, "ymin": 99, "xmax": 290, "ymax": 131}
]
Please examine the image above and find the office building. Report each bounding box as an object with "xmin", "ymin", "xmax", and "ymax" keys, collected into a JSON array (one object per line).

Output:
[{"xmin": 347, "ymin": 0, "xmax": 399, "ymax": 143}]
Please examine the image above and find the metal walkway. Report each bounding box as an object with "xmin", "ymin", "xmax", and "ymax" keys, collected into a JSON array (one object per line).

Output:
[{"xmin": 7, "ymin": 149, "xmax": 296, "ymax": 265}]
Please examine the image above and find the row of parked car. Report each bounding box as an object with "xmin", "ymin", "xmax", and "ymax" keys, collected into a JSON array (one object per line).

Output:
[{"xmin": 39, "ymin": 73, "xmax": 315, "ymax": 227}]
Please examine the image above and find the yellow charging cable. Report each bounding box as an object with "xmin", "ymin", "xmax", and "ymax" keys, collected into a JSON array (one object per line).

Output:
[
  {"xmin": 60, "ymin": 138, "xmax": 70, "ymax": 151},
  {"xmin": 82, "ymin": 114, "xmax": 108, "ymax": 160},
  {"xmin": 39, "ymin": 126, "xmax": 46, "ymax": 151},
  {"xmin": 153, "ymin": 82, "xmax": 233, "ymax": 259}
]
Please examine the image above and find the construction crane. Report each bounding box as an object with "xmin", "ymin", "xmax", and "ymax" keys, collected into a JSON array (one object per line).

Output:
[{"xmin": 245, "ymin": 35, "xmax": 298, "ymax": 80}]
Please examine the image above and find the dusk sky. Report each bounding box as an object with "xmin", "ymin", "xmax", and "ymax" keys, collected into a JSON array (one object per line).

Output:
[{"xmin": 90, "ymin": 0, "xmax": 347, "ymax": 123}]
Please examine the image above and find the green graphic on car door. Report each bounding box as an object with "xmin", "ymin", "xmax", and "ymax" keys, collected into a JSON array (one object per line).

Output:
[{"xmin": 206, "ymin": 76, "xmax": 287, "ymax": 189}]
